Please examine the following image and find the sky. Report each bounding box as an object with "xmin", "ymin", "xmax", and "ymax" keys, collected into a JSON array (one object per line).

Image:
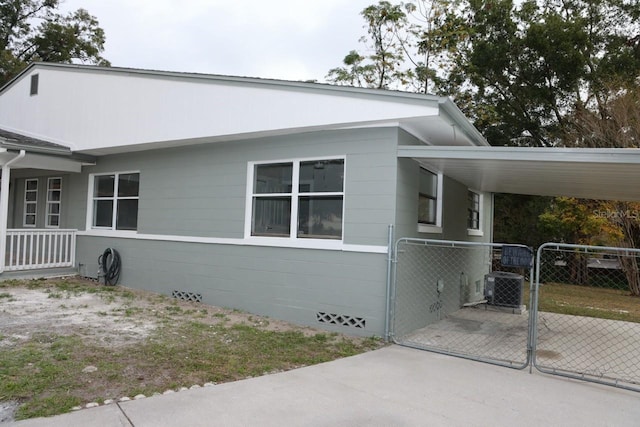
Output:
[{"xmin": 58, "ymin": 0, "xmax": 375, "ymax": 82}]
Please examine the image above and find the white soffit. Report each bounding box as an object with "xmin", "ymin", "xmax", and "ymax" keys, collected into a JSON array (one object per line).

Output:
[
  {"xmin": 0, "ymin": 151, "xmax": 82, "ymax": 172},
  {"xmin": 399, "ymin": 146, "xmax": 640, "ymax": 201}
]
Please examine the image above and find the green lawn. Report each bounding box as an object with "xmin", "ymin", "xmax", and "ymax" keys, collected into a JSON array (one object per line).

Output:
[{"xmin": 526, "ymin": 282, "xmax": 640, "ymax": 323}]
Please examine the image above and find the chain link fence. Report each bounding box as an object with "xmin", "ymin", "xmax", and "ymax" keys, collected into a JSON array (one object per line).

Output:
[
  {"xmin": 391, "ymin": 238, "xmax": 533, "ymax": 369},
  {"xmin": 534, "ymin": 243, "xmax": 640, "ymax": 391}
]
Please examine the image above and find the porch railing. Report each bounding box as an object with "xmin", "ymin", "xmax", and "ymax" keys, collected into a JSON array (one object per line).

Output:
[{"xmin": 5, "ymin": 229, "xmax": 77, "ymax": 271}]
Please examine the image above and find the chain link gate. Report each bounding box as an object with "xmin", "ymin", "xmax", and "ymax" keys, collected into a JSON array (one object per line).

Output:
[
  {"xmin": 533, "ymin": 243, "xmax": 640, "ymax": 392},
  {"xmin": 390, "ymin": 238, "xmax": 534, "ymax": 369}
]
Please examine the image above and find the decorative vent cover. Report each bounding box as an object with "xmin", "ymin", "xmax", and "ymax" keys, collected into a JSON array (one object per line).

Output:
[
  {"xmin": 172, "ymin": 290, "xmax": 202, "ymax": 303},
  {"xmin": 316, "ymin": 312, "xmax": 366, "ymax": 329}
]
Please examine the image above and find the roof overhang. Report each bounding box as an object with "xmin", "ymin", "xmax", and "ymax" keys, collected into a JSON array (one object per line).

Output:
[
  {"xmin": 399, "ymin": 146, "xmax": 640, "ymax": 201},
  {"xmin": 2, "ymin": 63, "xmax": 488, "ymax": 155},
  {"xmin": 0, "ymin": 149, "xmax": 87, "ymax": 173}
]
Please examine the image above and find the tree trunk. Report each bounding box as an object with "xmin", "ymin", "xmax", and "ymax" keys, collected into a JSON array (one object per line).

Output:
[
  {"xmin": 619, "ymin": 255, "xmax": 640, "ymax": 296},
  {"xmin": 568, "ymin": 253, "xmax": 589, "ymax": 286},
  {"xmin": 612, "ymin": 202, "xmax": 640, "ymax": 296}
]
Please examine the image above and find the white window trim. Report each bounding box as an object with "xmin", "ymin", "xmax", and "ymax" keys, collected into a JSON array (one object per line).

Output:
[
  {"xmin": 244, "ymin": 156, "xmax": 346, "ymax": 246},
  {"xmin": 45, "ymin": 177, "xmax": 62, "ymax": 229},
  {"xmin": 23, "ymin": 178, "xmax": 38, "ymax": 228},
  {"xmin": 85, "ymin": 171, "xmax": 140, "ymax": 234},
  {"xmin": 417, "ymin": 169, "xmax": 443, "ymax": 234},
  {"xmin": 467, "ymin": 189, "xmax": 484, "ymax": 237}
]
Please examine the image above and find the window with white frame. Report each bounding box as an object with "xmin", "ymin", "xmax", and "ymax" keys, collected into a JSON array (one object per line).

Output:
[
  {"xmin": 90, "ymin": 172, "xmax": 139, "ymax": 231},
  {"xmin": 418, "ymin": 167, "xmax": 442, "ymax": 232},
  {"xmin": 468, "ymin": 190, "xmax": 480, "ymax": 230},
  {"xmin": 46, "ymin": 177, "xmax": 62, "ymax": 228},
  {"xmin": 24, "ymin": 179, "xmax": 38, "ymax": 227},
  {"xmin": 467, "ymin": 190, "xmax": 483, "ymax": 235},
  {"xmin": 250, "ymin": 158, "xmax": 344, "ymax": 240}
]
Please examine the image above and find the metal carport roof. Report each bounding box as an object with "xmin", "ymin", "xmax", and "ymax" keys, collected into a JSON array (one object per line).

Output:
[{"xmin": 398, "ymin": 146, "xmax": 640, "ymax": 201}]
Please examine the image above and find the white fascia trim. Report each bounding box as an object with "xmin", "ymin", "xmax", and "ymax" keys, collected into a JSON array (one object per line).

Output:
[
  {"xmin": 76, "ymin": 230, "xmax": 388, "ymax": 254},
  {"xmin": 0, "ymin": 124, "xmax": 76, "ymax": 150},
  {"xmin": 398, "ymin": 145, "xmax": 640, "ymax": 164}
]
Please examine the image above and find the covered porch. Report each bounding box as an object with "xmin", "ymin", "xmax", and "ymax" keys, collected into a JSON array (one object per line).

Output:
[{"xmin": 0, "ymin": 128, "xmax": 92, "ymax": 274}]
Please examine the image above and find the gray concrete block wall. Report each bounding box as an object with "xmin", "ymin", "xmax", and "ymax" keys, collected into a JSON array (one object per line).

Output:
[
  {"xmin": 77, "ymin": 236, "xmax": 388, "ymax": 337},
  {"xmin": 67, "ymin": 127, "xmax": 400, "ymax": 336},
  {"xmin": 67, "ymin": 128, "xmax": 399, "ymax": 246},
  {"xmin": 393, "ymin": 243, "xmax": 493, "ymax": 337},
  {"xmin": 395, "ymin": 129, "xmax": 493, "ymax": 243}
]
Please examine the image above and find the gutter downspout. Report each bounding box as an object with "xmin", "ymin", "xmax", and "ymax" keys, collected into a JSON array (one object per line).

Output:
[{"xmin": 0, "ymin": 150, "xmax": 26, "ymax": 273}]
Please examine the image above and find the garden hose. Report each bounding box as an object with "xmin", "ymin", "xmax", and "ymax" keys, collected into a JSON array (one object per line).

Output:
[{"xmin": 98, "ymin": 248, "xmax": 121, "ymax": 286}]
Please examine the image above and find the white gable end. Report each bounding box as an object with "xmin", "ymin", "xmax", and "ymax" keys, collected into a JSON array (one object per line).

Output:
[{"xmin": 0, "ymin": 64, "xmax": 486, "ymax": 154}]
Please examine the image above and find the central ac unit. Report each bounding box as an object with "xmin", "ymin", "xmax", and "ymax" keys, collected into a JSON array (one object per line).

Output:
[{"xmin": 484, "ymin": 271, "xmax": 524, "ymax": 308}]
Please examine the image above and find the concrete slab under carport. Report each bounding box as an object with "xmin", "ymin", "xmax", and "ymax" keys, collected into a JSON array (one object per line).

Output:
[
  {"xmin": 399, "ymin": 306, "xmax": 531, "ymax": 368},
  {"xmin": 398, "ymin": 306, "xmax": 640, "ymax": 389},
  {"xmin": 13, "ymin": 345, "xmax": 640, "ymax": 427}
]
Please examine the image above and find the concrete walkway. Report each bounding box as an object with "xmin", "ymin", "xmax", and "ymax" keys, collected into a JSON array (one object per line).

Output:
[{"xmin": 10, "ymin": 345, "xmax": 640, "ymax": 427}]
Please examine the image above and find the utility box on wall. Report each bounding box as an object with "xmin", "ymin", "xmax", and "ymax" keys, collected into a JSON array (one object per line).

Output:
[{"xmin": 484, "ymin": 271, "xmax": 524, "ymax": 308}]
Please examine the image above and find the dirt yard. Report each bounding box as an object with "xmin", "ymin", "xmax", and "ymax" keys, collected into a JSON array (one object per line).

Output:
[
  {"xmin": 0, "ymin": 277, "xmax": 382, "ymax": 422},
  {"xmin": 1, "ymin": 280, "xmax": 313, "ymax": 349}
]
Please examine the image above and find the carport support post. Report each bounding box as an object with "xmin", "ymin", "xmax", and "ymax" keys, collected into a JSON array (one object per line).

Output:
[
  {"xmin": 527, "ymin": 265, "xmax": 536, "ymax": 373},
  {"xmin": 384, "ymin": 224, "xmax": 394, "ymax": 342},
  {"xmin": 0, "ymin": 150, "xmax": 25, "ymax": 273}
]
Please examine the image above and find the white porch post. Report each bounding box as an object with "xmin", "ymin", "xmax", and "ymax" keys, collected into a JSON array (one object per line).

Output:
[{"xmin": 0, "ymin": 150, "xmax": 26, "ymax": 273}]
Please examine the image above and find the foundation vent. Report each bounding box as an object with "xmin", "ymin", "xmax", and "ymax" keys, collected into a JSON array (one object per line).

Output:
[
  {"xmin": 316, "ymin": 312, "xmax": 366, "ymax": 329},
  {"xmin": 172, "ymin": 290, "xmax": 203, "ymax": 303}
]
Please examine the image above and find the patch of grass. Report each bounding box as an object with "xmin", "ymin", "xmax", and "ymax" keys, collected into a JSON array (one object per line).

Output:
[
  {"xmin": 123, "ymin": 306, "xmax": 144, "ymax": 317},
  {"xmin": 18, "ymin": 395, "xmax": 83, "ymax": 420},
  {"xmin": 1, "ymin": 324, "xmax": 382, "ymax": 420},
  {"xmin": 26, "ymin": 278, "xmax": 47, "ymax": 289},
  {"xmin": 120, "ymin": 290, "xmax": 135, "ymax": 300},
  {"xmin": 46, "ymin": 291, "xmax": 64, "ymax": 299},
  {"xmin": 100, "ymin": 294, "xmax": 116, "ymax": 303},
  {"xmin": 165, "ymin": 305, "xmax": 183, "ymax": 314},
  {"xmin": 1, "ymin": 335, "xmax": 85, "ymax": 419},
  {"xmin": 0, "ymin": 279, "xmax": 22, "ymax": 288},
  {"xmin": 54, "ymin": 281, "xmax": 86, "ymax": 294},
  {"xmin": 0, "ymin": 292, "xmax": 12, "ymax": 299},
  {"xmin": 526, "ymin": 282, "xmax": 640, "ymax": 322}
]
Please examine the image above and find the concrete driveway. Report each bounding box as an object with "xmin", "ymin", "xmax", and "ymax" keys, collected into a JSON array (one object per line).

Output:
[{"xmin": 11, "ymin": 345, "xmax": 640, "ymax": 427}]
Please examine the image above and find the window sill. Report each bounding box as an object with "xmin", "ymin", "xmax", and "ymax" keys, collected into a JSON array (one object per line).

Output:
[
  {"xmin": 417, "ymin": 224, "xmax": 443, "ymax": 234},
  {"xmin": 244, "ymin": 236, "xmax": 344, "ymax": 250},
  {"xmin": 80, "ymin": 229, "xmax": 138, "ymax": 238},
  {"xmin": 76, "ymin": 231, "xmax": 388, "ymax": 254},
  {"xmin": 467, "ymin": 229, "xmax": 484, "ymax": 237}
]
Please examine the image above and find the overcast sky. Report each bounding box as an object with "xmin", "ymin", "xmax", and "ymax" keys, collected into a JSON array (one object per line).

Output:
[{"xmin": 59, "ymin": 0, "xmax": 374, "ymax": 82}]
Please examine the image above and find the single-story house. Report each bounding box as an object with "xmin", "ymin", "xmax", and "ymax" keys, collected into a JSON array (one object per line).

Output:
[{"xmin": 1, "ymin": 62, "xmax": 640, "ymax": 338}]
